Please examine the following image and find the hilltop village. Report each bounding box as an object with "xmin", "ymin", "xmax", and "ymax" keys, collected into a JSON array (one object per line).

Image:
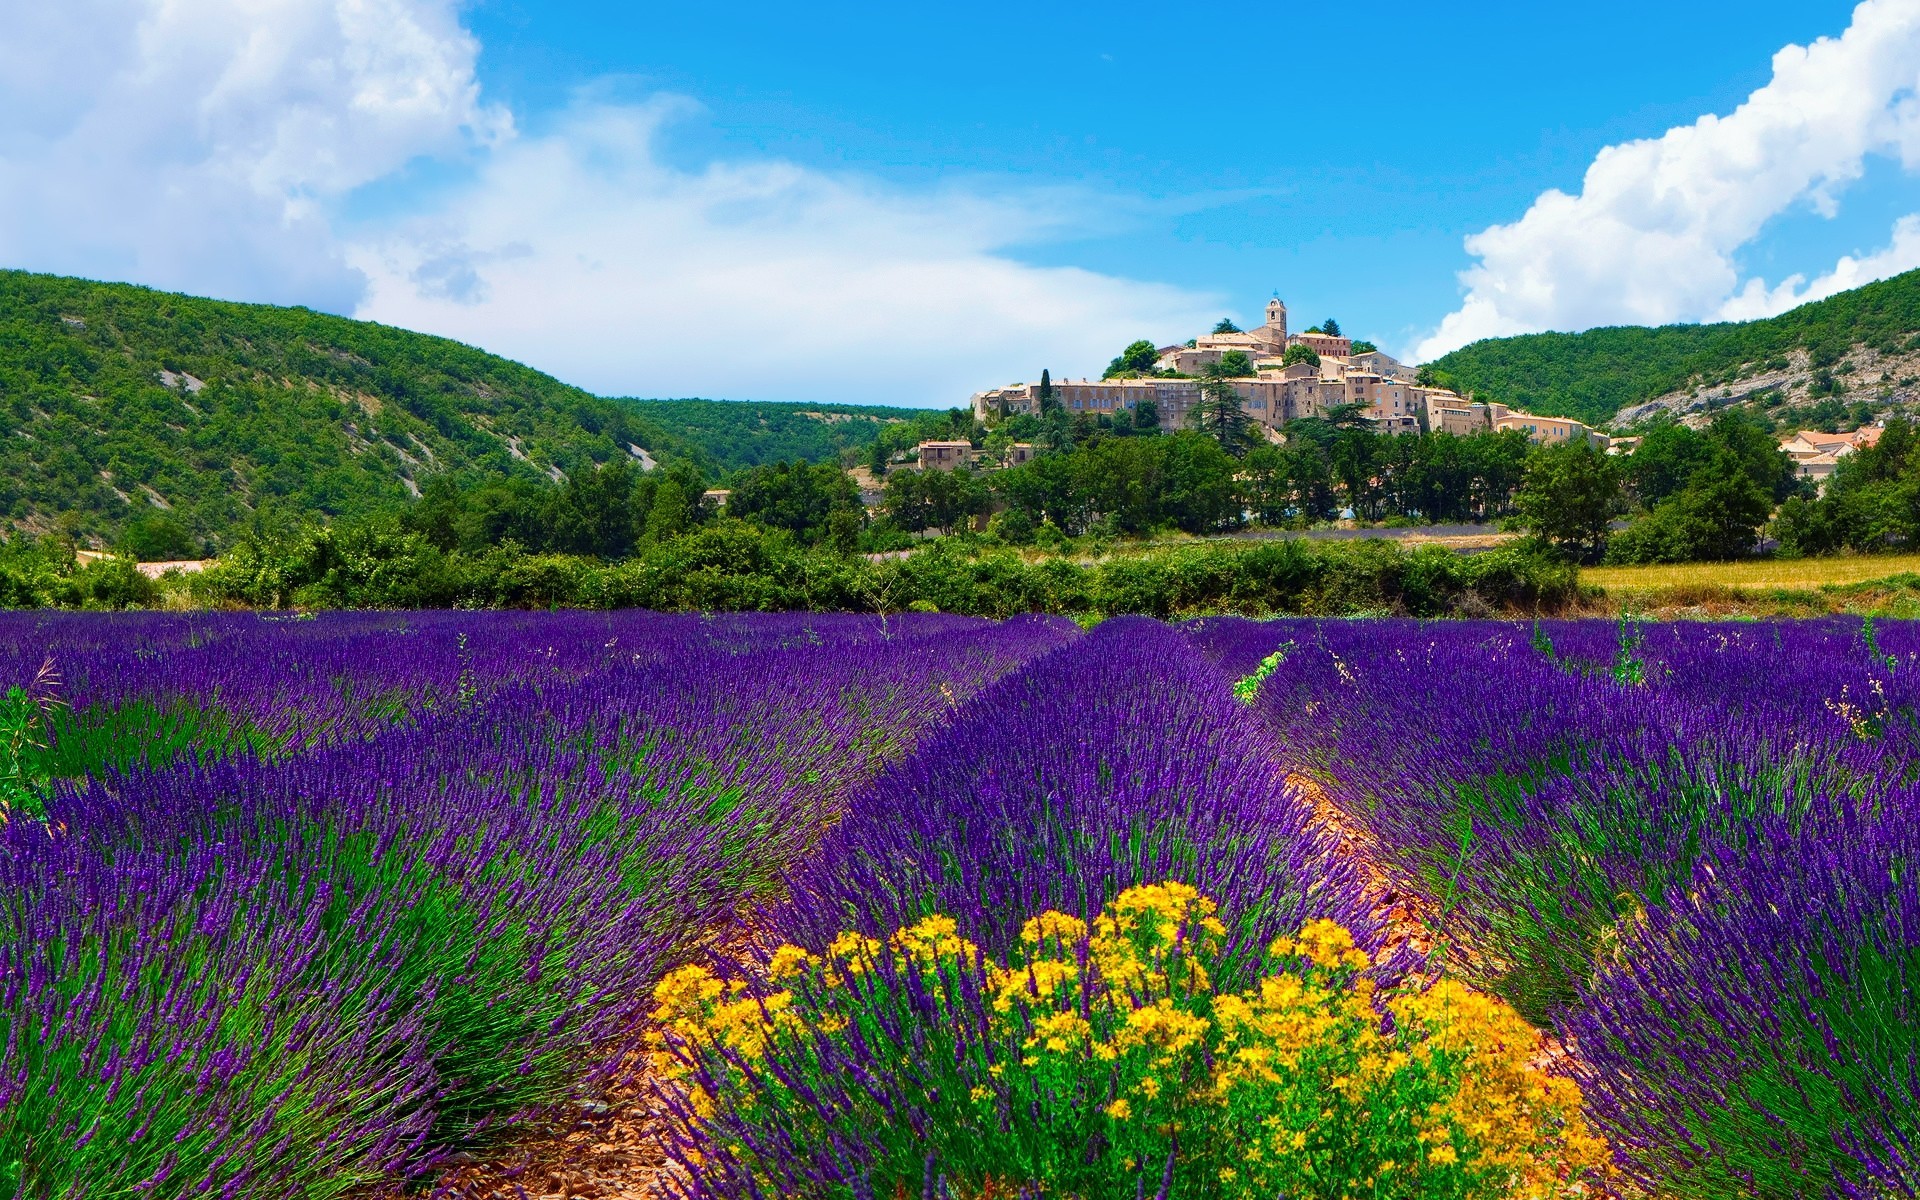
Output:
[{"xmin": 966, "ymin": 297, "xmax": 1602, "ymax": 451}]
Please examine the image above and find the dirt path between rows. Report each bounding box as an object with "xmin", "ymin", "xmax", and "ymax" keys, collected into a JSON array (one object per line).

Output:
[
  {"xmin": 414, "ymin": 1066, "xmax": 680, "ymax": 1200},
  {"xmin": 1287, "ymin": 770, "xmax": 1439, "ymax": 974}
]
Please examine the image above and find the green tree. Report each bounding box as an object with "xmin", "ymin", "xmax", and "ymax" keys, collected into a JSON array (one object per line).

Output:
[
  {"xmin": 1515, "ymin": 441, "xmax": 1620, "ymax": 562},
  {"xmin": 1215, "ymin": 350, "xmax": 1255, "ymax": 377},
  {"xmin": 728, "ymin": 459, "xmax": 863, "ymax": 545},
  {"xmin": 884, "ymin": 468, "xmax": 988, "ymax": 536},
  {"xmin": 1038, "ymin": 369, "xmax": 1059, "ymax": 414},
  {"xmin": 1609, "ymin": 448, "xmax": 1774, "ymax": 563},
  {"xmin": 1281, "ymin": 345, "xmax": 1321, "ymax": 369},
  {"xmin": 1159, "ymin": 432, "xmax": 1241, "ymax": 532},
  {"xmin": 118, "ymin": 514, "xmax": 198, "ymax": 561},
  {"xmin": 544, "ymin": 457, "xmax": 641, "ymax": 559},
  {"xmin": 1189, "ymin": 376, "xmax": 1256, "ymax": 457},
  {"xmin": 643, "ymin": 477, "xmax": 693, "ymax": 543},
  {"xmin": 1704, "ymin": 409, "xmax": 1799, "ymax": 503},
  {"xmin": 1104, "ymin": 339, "xmax": 1160, "ymax": 378},
  {"xmin": 1321, "ymin": 318, "xmax": 1342, "ymax": 338},
  {"xmin": 1212, "ymin": 318, "xmax": 1242, "ymax": 335},
  {"xmin": 1623, "ymin": 420, "xmax": 1713, "ymax": 508}
]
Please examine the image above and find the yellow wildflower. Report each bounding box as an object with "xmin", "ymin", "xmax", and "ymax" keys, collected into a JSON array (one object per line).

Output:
[
  {"xmin": 1020, "ymin": 910, "xmax": 1088, "ymax": 947},
  {"xmin": 767, "ymin": 943, "xmax": 814, "ymax": 980}
]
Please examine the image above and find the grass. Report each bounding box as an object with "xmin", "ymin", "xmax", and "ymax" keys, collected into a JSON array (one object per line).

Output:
[{"xmin": 1582, "ymin": 554, "xmax": 1920, "ymax": 592}]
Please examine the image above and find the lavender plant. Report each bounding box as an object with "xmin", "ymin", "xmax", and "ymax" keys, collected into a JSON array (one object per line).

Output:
[
  {"xmin": 1570, "ymin": 803, "xmax": 1920, "ymax": 1199},
  {"xmin": 0, "ymin": 611, "xmax": 1069, "ymax": 1197},
  {"xmin": 776, "ymin": 618, "xmax": 1371, "ymax": 983}
]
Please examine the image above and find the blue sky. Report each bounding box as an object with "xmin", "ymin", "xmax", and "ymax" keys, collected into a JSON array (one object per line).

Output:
[
  {"xmin": 460, "ymin": 0, "xmax": 1892, "ymax": 351},
  {"xmin": 4, "ymin": 1, "xmax": 1920, "ymax": 404}
]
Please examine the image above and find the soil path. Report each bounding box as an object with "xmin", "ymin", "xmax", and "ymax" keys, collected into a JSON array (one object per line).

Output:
[
  {"xmin": 1287, "ymin": 770, "xmax": 1438, "ymax": 972},
  {"xmin": 414, "ymin": 1067, "xmax": 679, "ymax": 1200},
  {"xmin": 1285, "ymin": 769, "xmax": 1584, "ymax": 1081}
]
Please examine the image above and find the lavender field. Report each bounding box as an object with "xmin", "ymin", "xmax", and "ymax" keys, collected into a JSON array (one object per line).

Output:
[{"xmin": 3, "ymin": 612, "xmax": 1917, "ymax": 1199}]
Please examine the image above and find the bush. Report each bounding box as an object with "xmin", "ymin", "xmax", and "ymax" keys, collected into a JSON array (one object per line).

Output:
[
  {"xmin": 986, "ymin": 508, "xmax": 1036, "ymax": 545},
  {"xmin": 655, "ymin": 883, "xmax": 1610, "ymax": 1199},
  {"xmin": 69, "ymin": 519, "xmax": 1584, "ymax": 618}
]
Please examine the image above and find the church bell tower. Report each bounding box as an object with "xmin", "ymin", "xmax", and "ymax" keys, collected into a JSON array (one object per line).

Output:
[{"xmin": 1265, "ymin": 296, "xmax": 1288, "ymax": 340}]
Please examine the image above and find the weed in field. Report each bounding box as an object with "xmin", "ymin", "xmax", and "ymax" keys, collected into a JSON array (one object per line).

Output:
[
  {"xmin": 0, "ymin": 658, "xmax": 62, "ymax": 820},
  {"xmin": 656, "ymin": 883, "xmax": 1609, "ymax": 1199}
]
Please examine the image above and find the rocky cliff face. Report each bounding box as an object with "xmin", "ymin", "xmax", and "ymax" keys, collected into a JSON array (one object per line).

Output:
[{"xmin": 1615, "ymin": 343, "xmax": 1920, "ymax": 429}]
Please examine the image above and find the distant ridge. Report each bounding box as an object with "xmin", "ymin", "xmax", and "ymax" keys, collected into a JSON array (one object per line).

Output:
[
  {"xmin": 0, "ymin": 271, "xmax": 918, "ymax": 551},
  {"xmin": 1424, "ymin": 268, "xmax": 1920, "ymax": 428}
]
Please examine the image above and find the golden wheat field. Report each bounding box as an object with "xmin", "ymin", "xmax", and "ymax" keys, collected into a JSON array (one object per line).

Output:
[{"xmin": 1582, "ymin": 555, "xmax": 1920, "ymax": 592}]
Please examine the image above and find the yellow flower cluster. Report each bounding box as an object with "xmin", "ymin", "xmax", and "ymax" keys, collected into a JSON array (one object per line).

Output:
[
  {"xmin": 1391, "ymin": 981, "xmax": 1613, "ymax": 1185},
  {"xmin": 1087, "ymin": 880, "xmax": 1227, "ymax": 996},
  {"xmin": 650, "ymin": 962, "xmax": 800, "ymax": 1119},
  {"xmin": 650, "ymin": 884, "xmax": 1610, "ymax": 1199}
]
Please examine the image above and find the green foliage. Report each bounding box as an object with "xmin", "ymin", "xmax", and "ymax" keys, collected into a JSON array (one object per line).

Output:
[
  {"xmin": 1321, "ymin": 317, "xmax": 1342, "ymax": 337},
  {"xmin": 1426, "ymin": 267, "xmax": 1920, "ymax": 426},
  {"xmin": 401, "ymin": 459, "xmax": 709, "ymax": 559},
  {"xmin": 172, "ymin": 518, "xmax": 1576, "ymax": 618},
  {"xmin": 1212, "ymin": 318, "xmax": 1242, "ymax": 334},
  {"xmin": 1213, "ymin": 350, "xmax": 1256, "ymax": 377},
  {"xmin": 996, "ymin": 432, "xmax": 1241, "ymax": 535},
  {"xmin": 1249, "ymin": 427, "xmax": 1531, "ymax": 527},
  {"xmin": 0, "ymin": 538, "xmax": 158, "ymax": 609},
  {"xmin": 1609, "ymin": 414, "xmax": 1793, "ymax": 564},
  {"xmin": 623, "ymin": 398, "xmax": 923, "ymax": 470},
  {"xmin": 883, "ymin": 467, "xmax": 989, "ymax": 535},
  {"xmin": 727, "ymin": 460, "xmax": 863, "ymax": 545},
  {"xmin": 1515, "ymin": 441, "xmax": 1621, "ymax": 563},
  {"xmin": 1104, "ymin": 339, "xmax": 1161, "ymax": 378},
  {"xmin": 1351, "ymin": 340, "xmax": 1378, "ymax": 354},
  {"xmin": 1233, "ymin": 642, "xmax": 1295, "ymax": 704},
  {"xmin": 1607, "ymin": 450, "xmax": 1775, "ymax": 564},
  {"xmin": 1281, "ymin": 344, "xmax": 1321, "ymax": 369}
]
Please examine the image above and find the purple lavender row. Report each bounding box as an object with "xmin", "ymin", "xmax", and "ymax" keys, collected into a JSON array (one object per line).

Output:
[
  {"xmin": 1, "ymin": 610, "xmax": 1056, "ymax": 756},
  {"xmin": 1193, "ymin": 616, "xmax": 1920, "ymax": 1195},
  {"xmin": 0, "ymin": 612, "xmax": 1075, "ymax": 1197},
  {"xmin": 1569, "ymin": 798, "xmax": 1920, "ymax": 1199},
  {"xmin": 775, "ymin": 616, "xmax": 1372, "ymax": 979}
]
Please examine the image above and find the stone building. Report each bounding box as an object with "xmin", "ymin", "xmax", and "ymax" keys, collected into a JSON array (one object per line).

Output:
[
  {"xmin": 916, "ymin": 440, "xmax": 975, "ymax": 470},
  {"xmin": 969, "ymin": 295, "xmax": 1603, "ymax": 447}
]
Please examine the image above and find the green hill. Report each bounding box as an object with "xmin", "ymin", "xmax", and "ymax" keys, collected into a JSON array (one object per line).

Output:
[
  {"xmin": 625, "ymin": 398, "xmax": 923, "ymax": 469},
  {"xmin": 1424, "ymin": 268, "xmax": 1920, "ymax": 427},
  {"xmin": 0, "ymin": 271, "xmax": 920, "ymax": 554}
]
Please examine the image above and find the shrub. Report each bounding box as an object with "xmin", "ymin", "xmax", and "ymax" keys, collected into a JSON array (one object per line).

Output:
[{"xmin": 655, "ymin": 883, "xmax": 1610, "ymax": 1199}]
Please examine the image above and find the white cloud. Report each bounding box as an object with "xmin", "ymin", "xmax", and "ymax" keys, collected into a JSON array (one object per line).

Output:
[
  {"xmin": 0, "ymin": 0, "xmax": 504, "ymax": 310},
  {"xmin": 1719, "ymin": 213, "xmax": 1920, "ymax": 317},
  {"xmin": 348, "ymin": 101, "xmax": 1220, "ymax": 405},
  {"xmin": 1415, "ymin": 0, "xmax": 1920, "ymax": 361},
  {"xmin": 0, "ymin": 0, "xmax": 1217, "ymax": 405}
]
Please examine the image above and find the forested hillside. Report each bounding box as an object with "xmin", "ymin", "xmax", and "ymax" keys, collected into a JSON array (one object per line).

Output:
[
  {"xmin": 0, "ymin": 272, "xmax": 919, "ymax": 555},
  {"xmin": 1425, "ymin": 269, "xmax": 1920, "ymax": 427},
  {"xmin": 627, "ymin": 398, "xmax": 922, "ymax": 468}
]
